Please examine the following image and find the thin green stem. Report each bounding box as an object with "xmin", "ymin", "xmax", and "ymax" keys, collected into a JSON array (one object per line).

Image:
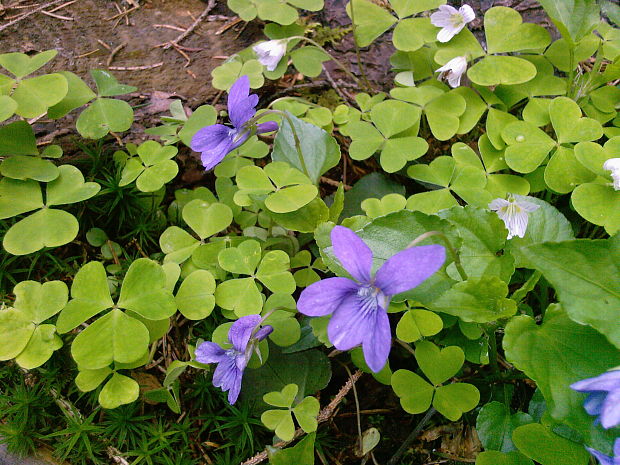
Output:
[
  {"xmin": 386, "ymin": 408, "xmax": 436, "ymax": 465},
  {"xmin": 566, "ymin": 44, "xmax": 576, "ymax": 98},
  {"xmin": 287, "ymin": 36, "xmax": 364, "ymax": 88},
  {"xmin": 510, "ymin": 270, "xmax": 542, "ymax": 303},
  {"xmin": 407, "ymin": 231, "xmax": 468, "ymax": 281},
  {"xmin": 487, "ymin": 327, "xmax": 499, "ymax": 374},
  {"xmin": 345, "ymin": 0, "xmax": 373, "ymax": 92}
]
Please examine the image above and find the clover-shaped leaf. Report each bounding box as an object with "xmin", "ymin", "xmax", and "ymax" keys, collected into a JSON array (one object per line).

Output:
[
  {"xmin": 175, "ymin": 270, "xmax": 216, "ymax": 320},
  {"xmin": 468, "ymin": 56, "xmax": 537, "ymax": 87},
  {"xmin": 0, "ymin": 280, "xmax": 67, "ymax": 365},
  {"xmin": 211, "ymin": 59, "xmax": 264, "ymax": 91},
  {"xmin": 416, "ymin": 341, "xmax": 464, "ymax": 386},
  {"xmin": 544, "ymin": 146, "xmax": 596, "ymax": 194},
  {"xmin": 76, "ymin": 97, "xmax": 134, "ymax": 139},
  {"xmin": 214, "ymin": 136, "xmax": 270, "ymax": 178},
  {"xmin": 0, "ymin": 50, "xmax": 57, "ymax": 78},
  {"xmin": 0, "ymin": 165, "xmax": 100, "ymax": 255},
  {"xmin": 261, "ymin": 384, "xmax": 319, "ymax": 440},
  {"xmin": 484, "ymin": 7, "xmax": 551, "ymax": 54},
  {"xmin": 550, "ymin": 96, "xmax": 603, "ymax": 144},
  {"xmin": 571, "ymin": 183, "xmax": 620, "ymax": 235},
  {"xmin": 395, "ymin": 309, "xmax": 443, "ymax": 343},
  {"xmin": 262, "ymin": 294, "xmax": 301, "ymax": 347},
  {"xmin": 47, "ymin": 71, "xmax": 97, "ymax": 119},
  {"xmin": 71, "ymin": 308, "xmax": 150, "ymax": 369},
  {"xmin": 361, "ymin": 193, "xmax": 407, "ymax": 219},
  {"xmin": 119, "ymin": 140, "xmax": 179, "ymax": 192},
  {"xmin": 0, "ymin": 120, "xmax": 38, "ymax": 156},
  {"xmin": 392, "ymin": 17, "xmax": 437, "ymax": 52},
  {"xmin": 235, "ymin": 162, "xmax": 318, "ymax": 213},
  {"xmin": 183, "ymin": 199, "xmax": 233, "ymax": 240},
  {"xmin": 345, "ymin": 0, "xmax": 397, "ymax": 47},
  {"xmin": 432, "ymin": 383, "xmax": 481, "ymax": 421},
  {"xmin": 98, "ymin": 373, "xmax": 140, "ymax": 409},
  {"xmin": 501, "ymin": 121, "xmax": 556, "ymax": 173}
]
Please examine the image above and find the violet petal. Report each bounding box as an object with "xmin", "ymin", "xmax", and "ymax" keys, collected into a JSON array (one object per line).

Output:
[
  {"xmin": 362, "ymin": 307, "xmax": 391, "ymax": 373},
  {"xmin": 191, "ymin": 124, "xmax": 230, "ymax": 152},
  {"xmin": 195, "ymin": 341, "xmax": 226, "ymax": 364},
  {"xmin": 228, "ymin": 75, "xmax": 257, "ymax": 128},
  {"xmin": 374, "ymin": 244, "xmax": 446, "ymax": 296},
  {"xmin": 257, "ymin": 121, "xmax": 279, "ymax": 134},
  {"xmin": 228, "ymin": 314, "xmax": 262, "ymax": 353},
  {"xmin": 297, "ymin": 277, "xmax": 359, "ymax": 317},
  {"xmin": 330, "ymin": 226, "xmax": 373, "ymax": 283},
  {"xmin": 601, "ymin": 388, "xmax": 620, "ymax": 429},
  {"xmin": 327, "ymin": 293, "xmax": 374, "ymax": 351},
  {"xmin": 571, "ymin": 371, "xmax": 620, "ymax": 392}
]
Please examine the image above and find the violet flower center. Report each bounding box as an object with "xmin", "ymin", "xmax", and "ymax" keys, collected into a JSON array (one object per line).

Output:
[{"xmin": 356, "ymin": 284, "xmax": 389, "ymax": 315}]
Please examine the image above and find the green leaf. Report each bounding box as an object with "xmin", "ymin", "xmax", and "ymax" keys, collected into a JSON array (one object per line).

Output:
[
  {"xmin": 392, "ymin": 17, "xmax": 437, "ymax": 52},
  {"xmin": 396, "ymin": 309, "xmax": 443, "ymax": 343},
  {"xmin": 218, "ymin": 239, "xmax": 262, "ymax": 275},
  {"xmin": 175, "ymin": 270, "xmax": 216, "ymax": 320},
  {"xmin": 433, "ymin": 382, "xmax": 480, "ymax": 421},
  {"xmin": 0, "ymin": 177, "xmax": 42, "ymax": 219},
  {"xmin": 267, "ymin": 197, "xmax": 329, "ymax": 232},
  {"xmin": 256, "ymin": 251, "xmax": 296, "ymax": 294},
  {"xmin": 214, "ymin": 278, "xmax": 263, "ymax": 316},
  {"xmin": 468, "ymin": 56, "xmax": 537, "ymax": 86},
  {"xmin": 45, "ymin": 165, "xmax": 100, "ymax": 206},
  {"xmin": 484, "ymin": 7, "xmax": 551, "ymax": 54},
  {"xmin": 415, "ymin": 341, "xmax": 464, "ymax": 386},
  {"xmin": 290, "ymin": 46, "xmax": 329, "ymax": 77},
  {"xmin": 346, "ymin": 0, "xmax": 396, "ymax": 47},
  {"xmin": 0, "ymin": 95, "xmax": 17, "ymax": 122},
  {"xmin": 0, "ymin": 156, "xmax": 59, "ymax": 182},
  {"xmin": 427, "ymin": 277, "xmax": 517, "ymax": 323},
  {"xmin": 440, "ymin": 206, "xmax": 514, "ymax": 282},
  {"xmin": 14, "ymin": 324, "xmax": 62, "ymax": 369},
  {"xmin": 371, "ymin": 99, "xmax": 420, "ymax": 138},
  {"xmin": 47, "ymin": 71, "xmax": 96, "ymax": 119},
  {"xmin": 0, "ymin": 120, "xmax": 38, "ymax": 156},
  {"xmin": 117, "ymin": 258, "xmax": 177, "ymax": 320},
  {"xmin": 0, "ymin": 50, "xmax": 57, "ymax": 78},
  {"xmin": 476, "ymin": 451, "xmax": 533, "ymax": 465},
  {"xmin": 3, "ymin": 208, "xmax": 79, "ymax": 256},
  {"xmin": 71, "ymin": 309, "xmax": 149, "ymax": 369},
  {"xmin": 56, "ymin": 261, "xmax": 114, "ymax": 333},
  {"xmin": 90, "ymin": 69, "xmax": 137, "ymax": 97},
  {"xmin": 262, "ymin": 409, "xmax": 296, "ymax": 441},
  {"xmin": 98, "ymin": 373, "xmax": 140, "ymax": 409},
  {"xmin": 519, "ymin": 239, "xmax": 620, "ymax": 348},
  {"xmin": 389, "ymin": 0, "xmax": 444, "ymax": 18},
  {"xmin": 159, "ymin": 226, "xmax": 199, "ymax": 264},
  {"xmin": 211, "ymin": 59, "xmax": 264, "ymax": 91},
  {"xmin": 503, "ymin": 305, "xmax": 620, "ymax": 448},
  {"xmin": 272, "ymin": 112, "xmax": 340, "ymax": 184},
  {"xmin": 391, "ymin": 369, "xmax": 434, "ymax": 414},
  {"xmin": 136, "ymin": 160, "xmax": 178, "ymax": 192},
  {"xmin": 268, "ymin": 432, "xmax": 315, "ymax": 465},
  {"xmin": 182, "ymin": 200, "xmax": 233, "ymax": 240},
  {"xmin": 76, "ymin": 98, "xmax": 134, "ymax": 139},
  {"xmin": 476, "ymin": 402, "xmax": 533, "ymax": 452},
  {"xmin": 12, "ymin": 74, "xmax": 68, "ymax": 118},
  {"xmin": 13, "ymin": 280, "xmax": 68, "ymax": 323},
  {"xmin": 512, "ymin": 423, "xmax": 590, "ymax": 465},
  {"xmin": 501, "ymin": 121, "xmax": 556, "ymax": 173},
  {"xmin": 435, "ymin": 28, "xmax": 486, "ymax": 65},
  {"xmin": 544, "ymin": 146, "xmax": 595, "ymax": 194},
  {"xmin": 549, "ymin": 96, "xmax": 603, "ymax": 144},
  {"xmin": 571, "ymin": 183, "xmax": 620, "ymax": 235},
  {"xmin": 265, "ymin": 184, "xmax": 318, "ymax": 213},
  {"xmin": 425, "ymin": 92, "xmax": 467, "ymax": 141},
  {"xmin": 292, "ymin": 396, "xmax": 320, "ymax": 433},
  {"xmin": 75, "ymin": 367, "xmax": 113, "ymax": 392},
  {"xmin": 264, "ymin": 383, "xmax": 298, "ymax": 407},
  {"xmin": 537, "ymin": 0, "xmax": 600, "ymax": 44},
  {"xmin": 0, "ymin": 308, "xmax": 35, "ymax": 360}
]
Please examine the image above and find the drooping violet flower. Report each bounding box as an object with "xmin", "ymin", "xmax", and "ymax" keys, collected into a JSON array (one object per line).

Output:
[
  {"xmin": 586, "ymin": 438, "xmax": 620, "ymax": 465},
  {"xmin": 570, "ymin": 369, "xmax": 620, "ymax": 429},
  {"xmin": 297, "ymin": 226, "xmax": 445, "ymax": 373},
  {"xmin": 603, "ymin": 158, "xmax": 620, "ymax": 191},
  {"xmin": 430, "ymin": 4, "xmax": 475, "ymax": 43},
  {"xmin": 489, "ymin": 194, "xmax": 540, "ymax": 239},
  {"xmin": 191, "ymin": 75, "xmax": 278, "ymax": 170},
  {"xmin": 253, "ymin": 39, "xmax": 288, "ymax": 71},
  {"xmin": 195, "ymin": 314, "xmax": 273, "ymax": 404},
  {"xmin": 436, "ymin": 56, "xmax": 468, "ymax": 88}
]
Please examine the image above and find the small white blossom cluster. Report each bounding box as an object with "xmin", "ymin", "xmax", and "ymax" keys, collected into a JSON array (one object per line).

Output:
[
  {"xmin": 431, "ymin": 4, "xmax": 475, "ymax": 88},
  {"xmin": 603, "ymin": 158, "xmax": 620, "ymax": 191},
  {"xmin": 252, "ymin": 39, "xmax": 288, "ymax": 71},
  {"xmin": 489, "ymin": 194, "xmax": 540, "ymax": 239}
]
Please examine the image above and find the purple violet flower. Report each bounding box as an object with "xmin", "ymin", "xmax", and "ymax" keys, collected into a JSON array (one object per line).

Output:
[
  {"xmin": 297, "ymin": 226, "xmax": 446, "ymax": 373},
  {"xmin": 195, "ymin": 314, "xmax": 273, "ymax": 404},
  {"xmin": 571, "ymin": 370, "xmax": 620, "ymax": 429},
  {"xmin": 191, "ymin": 75, "xmax": 278, "ymax": 170},
  {"xmin": 587, "ymin": 438, "xmax": 620, "ymax": 465}
]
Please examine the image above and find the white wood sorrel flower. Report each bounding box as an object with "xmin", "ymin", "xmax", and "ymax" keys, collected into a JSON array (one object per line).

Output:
[
  {"xmin": 489, "ymin": 194, "xmax": 540, "ymax": 239},
  {"xmin": 430, "ymin": 4, "xmax": 475, "ymax": 42},
  {"xmin": 603, "ymin": 158, "xmax": 620, "ymax": 190},
  {"xmin": 436, "ymin": 56, "xmax": 468, "ymax": 88},
  {"xmin": 252, "ymin": 39, "xmax": 288, "ymax": 71}
]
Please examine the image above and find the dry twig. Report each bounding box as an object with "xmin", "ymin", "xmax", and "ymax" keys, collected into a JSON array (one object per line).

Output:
[
  {"xmin": 159, "ymin": 0, "xmax": 216, "ymax": 49},
  {"xmin": 106, "ymin": 42, "xmax": 127, "ymax": 67},
  {"xmin": 0, "ymin": 0, "xmax": 65, "ymax": 33},
  {"xmin": 109, "ymin": 62, "xmax": 163, "ymax": 71}
]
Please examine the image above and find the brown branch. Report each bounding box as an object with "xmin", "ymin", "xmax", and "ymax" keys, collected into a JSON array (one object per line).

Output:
[{"xmin": 240, "ymin": 370, "xmax": 363, "ymax": 465}]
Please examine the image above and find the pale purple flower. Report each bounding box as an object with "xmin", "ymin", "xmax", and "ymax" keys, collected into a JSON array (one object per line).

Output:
[
  {"xmin": 571, "ymin": 370, "xmax": 620, "ymax": 429},
  {"xmin": 431, "ymin": 4, "xmax": 475, "ymax": 42},
  {"xmin": 489, "ymin": 194, "xmax": 540, "ymax": 239},
  {"xmin": 603, "ymin": 158, "xmax": 620, "ymax": 191},
  {"xmin": 191, "ymin": 75, "xmax": 278, "ymax": 170},
  {"xmin": 586, "ymin": 438, "xmax": 620, "ymax": 465},
  {"xmin": 195, "ymin": 314, "xmax": 273, "ymax": 404},
  {"xmin": 436, "ymin": 56, "xmax": 468, "ymax": 88},
  {"xmin": 253, "ymin": 39, "xmax": 288, "ymax": 71},
  {"xmin": 297, "ymin": 226, "xmax": 445, "ymax": 373}
]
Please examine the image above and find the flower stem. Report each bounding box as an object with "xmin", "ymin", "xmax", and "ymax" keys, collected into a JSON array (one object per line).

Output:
[
  {"xmin": 407, "ymin": 231, "xmax": 468, "ymax": 281},
  {"xmin": 345, "ymin": 0, "xmax": 373, "ymax": 93},
  {"xmin": 386, "ymin": 407, "xmax": 436, "ymax": 465},
  {"xmin": 486, "ymin": 325, "xmax": 500, "ymax": 374},
  {"xmin": 287, "ymin": 36, "xmax": 364, "ymax": 89}
]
